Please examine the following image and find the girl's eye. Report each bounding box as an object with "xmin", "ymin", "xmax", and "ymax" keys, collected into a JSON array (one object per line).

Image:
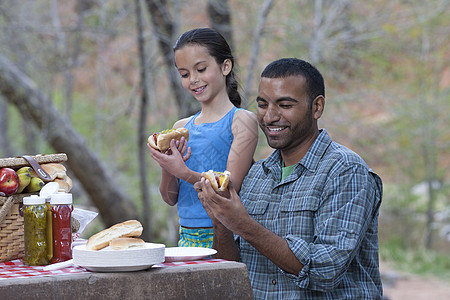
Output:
[
  {"xmin": 198, "ymin": 67, "xmax": 206, "ymax": 73},
  {"xmin": 180, "ymin": 73, "xmax": 188, "ymax": 78}
]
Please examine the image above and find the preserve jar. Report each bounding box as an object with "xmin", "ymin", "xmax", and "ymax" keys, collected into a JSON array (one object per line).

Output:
[
  {"xmin": 50, "ymin": 192, "xmax": 73, "ymax": 263},
  {"xmin": 23, "ymin": 195, "xmax": 49, "ymax": 266}
]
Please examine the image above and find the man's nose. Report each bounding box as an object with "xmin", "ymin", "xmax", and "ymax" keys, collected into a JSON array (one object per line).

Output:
[{"xmin": 263, "ymin": 105, "xmax": 281, "ymax": 124}]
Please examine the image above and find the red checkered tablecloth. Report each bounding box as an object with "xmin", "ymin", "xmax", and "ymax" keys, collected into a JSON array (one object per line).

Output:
[
  {"xmin": 0, "ymin": 258, "xmax": 230, "ymax": 280},
  {"xmin": 0, "ymin": 259, "xmax": 88, "ymax": 280}
]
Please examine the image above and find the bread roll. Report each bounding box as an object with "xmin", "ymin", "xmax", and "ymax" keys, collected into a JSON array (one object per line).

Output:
[
  {"xmin": 86, "ymin": 220, "xmax": 143, "ymax": 250},
  {"xmin": 54, "ymin": 179, "xmax": 70, "ymax": 193},
  {"xmin": 148, "ymin": 128, "xmax": 189, "ymax": 151},
  {"xmin": 109, "ymin": 237, "xmax": 145, "ymax": 250},
  {"xmin": 31, "ymin": 163, "xmax": 67, "ymax": 182},
  {"xmin": 54, "ymin": 175, "xmax": 73, "ymax": 193},
  {"xmin": 201, "ymin": 170, "xmax": 231, "ymax": 192}
]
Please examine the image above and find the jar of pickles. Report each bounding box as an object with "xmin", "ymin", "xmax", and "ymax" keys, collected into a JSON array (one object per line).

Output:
[
  {"xmin": 23, "ymin": 195, "xmax": 49, "ymax": 266},
  {"xmin": 39, "ymin": 182, "xmax": 59, "ymax": 262},
  {"xmin": 50, "ymin": 192, "xmax": 73, "ymax": 263}
]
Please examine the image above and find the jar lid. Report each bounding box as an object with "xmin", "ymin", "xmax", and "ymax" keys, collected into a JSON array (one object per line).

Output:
[
  {"xmin": 50, "ymin": 192, "xmax": 73, "ymax": 205},
  {"xmin": 39, "ymin": 182, "xmax": 60, "ymax": 201},
  {"xmin": 23, "ymin": 195, "xmax": 46, "ymax": 205}
]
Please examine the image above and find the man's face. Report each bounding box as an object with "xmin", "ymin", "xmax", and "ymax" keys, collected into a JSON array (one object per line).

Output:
[{"xmin": 256, "ymin": 75, "xmax": 319, "ymax": 153}]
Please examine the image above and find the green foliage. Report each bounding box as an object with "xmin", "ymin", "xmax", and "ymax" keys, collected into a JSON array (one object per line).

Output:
[
  {"xmin": 1, "ymin": 0, "xmax": 449, "ymax": 258},
  {"xmin": 380, "ymin": 238, "xmax": 450, "ymax": 280}
]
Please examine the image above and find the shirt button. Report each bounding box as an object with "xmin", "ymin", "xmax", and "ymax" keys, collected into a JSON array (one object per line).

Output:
[{"xmin": 272, "ymin": 279, "xmax": 276, "ymax": 285}]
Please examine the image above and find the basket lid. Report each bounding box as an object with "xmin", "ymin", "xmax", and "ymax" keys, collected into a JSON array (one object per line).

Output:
[{"xmin": 23, "ymin": 195, "xmax": 46, "ymax": 205}]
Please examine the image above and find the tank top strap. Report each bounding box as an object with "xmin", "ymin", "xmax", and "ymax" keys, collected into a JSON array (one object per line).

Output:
[
  {"xmin": 185, "ymin": 107, "xmax": 239, "ymax": 128},
  {"xmin": 185, "ymin": 111, "xmax": 201, "ymax": 127}
]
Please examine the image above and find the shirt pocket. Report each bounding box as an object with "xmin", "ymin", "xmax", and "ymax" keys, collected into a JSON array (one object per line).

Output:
[
  {"xmin": 245, "ymin": 199, "xmax": 269, "ymax": 223},
  {"xmin": 278, "ymin": 196, "xmax": 319, "ymax": 239}
]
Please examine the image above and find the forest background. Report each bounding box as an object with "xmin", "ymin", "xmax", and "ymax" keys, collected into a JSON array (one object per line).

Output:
[{"xmin": 0, "ymin": 0, "xmax": 449, "ymax": 282}]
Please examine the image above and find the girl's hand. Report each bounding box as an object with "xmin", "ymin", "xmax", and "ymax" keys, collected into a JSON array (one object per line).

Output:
[
  {"xmin": 172, "ymin": 136, "xmax": 191, "ymax": 162},
  {"xmin": 148, "ymin": 138, "xmax": 191, "ymax": 178}
]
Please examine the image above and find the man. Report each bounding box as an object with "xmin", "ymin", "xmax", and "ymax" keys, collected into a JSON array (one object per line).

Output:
[{"xmin": 195, "ymin": 58, "xmax": 383, "ymax": 299}]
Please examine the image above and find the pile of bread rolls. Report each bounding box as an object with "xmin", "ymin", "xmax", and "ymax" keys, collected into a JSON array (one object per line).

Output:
[
  {"xmin": 36, "ymin": 163, "xmax": 73, "ymax": 193},
  {"xmin": 86, "ymin": 220, "xmax": 145, "ymax": 250}
]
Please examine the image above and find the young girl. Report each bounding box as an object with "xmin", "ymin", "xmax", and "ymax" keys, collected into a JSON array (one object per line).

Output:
[{"xmin": 148, "ymin": 28, "xmax": 258, "ymax": 248}]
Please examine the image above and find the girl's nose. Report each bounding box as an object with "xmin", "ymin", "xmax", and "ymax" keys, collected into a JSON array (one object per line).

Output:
[{"xmin": 190, "ymin": 74, "xmax": 199, "ymax": 85}]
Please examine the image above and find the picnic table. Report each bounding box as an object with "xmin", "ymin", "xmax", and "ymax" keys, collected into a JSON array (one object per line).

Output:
[{"xmin": 0, "ymin": 258, "xmax": 253, "ymax": 299}]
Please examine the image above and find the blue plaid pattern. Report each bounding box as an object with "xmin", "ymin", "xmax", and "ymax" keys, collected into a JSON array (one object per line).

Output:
[{"xmin": 237, "ymin": 129, "xmax": 383, "ymax": 299}]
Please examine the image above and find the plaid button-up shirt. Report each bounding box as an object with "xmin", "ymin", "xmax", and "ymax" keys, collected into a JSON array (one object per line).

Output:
[{"xmin": 237, "ymin": 129, "xmax": 383, "ymax": 299}]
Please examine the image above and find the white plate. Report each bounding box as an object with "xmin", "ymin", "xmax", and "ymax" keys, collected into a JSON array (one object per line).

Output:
[
  {"xmin": 73, "ymin": 242, "xmax": 165, "ymax": 272},
  {"xmin": 165, "ymin": 247, "xmax": 217, "ymax": 262},
  {"xmin": 83, "ymin": 265, "xmax": 154, "ymax": 272}
]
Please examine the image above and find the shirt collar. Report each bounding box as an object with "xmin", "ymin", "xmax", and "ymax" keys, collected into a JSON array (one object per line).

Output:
[
  {"xmin": 262, "ymin": 129, "xmax": 332, "ymax": 174},
  {"xmin": 300, "ymin": 128, "xmax": 332, "ymax": 172}
]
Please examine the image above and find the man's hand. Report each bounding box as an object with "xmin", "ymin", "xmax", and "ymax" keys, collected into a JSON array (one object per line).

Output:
[
  {"xmin": 195, "ymin": 176, "xmax": 304, "ymax": 274},
  {"xmin": 194, "ymin": 178, "xmax": 249, "ymax": 234},
  {"xmin": 194, "ymin": 178, "xmax": 242, "ymax": 261}
]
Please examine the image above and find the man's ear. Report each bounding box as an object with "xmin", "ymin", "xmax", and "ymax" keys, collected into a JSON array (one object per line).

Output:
[
  {"xmin": 222, "ymin": 59, "xmax": 232, "ymax": 76},
  {"xmin": 312, "ymin": 95, "xmax": 325, "ymax": 120}
]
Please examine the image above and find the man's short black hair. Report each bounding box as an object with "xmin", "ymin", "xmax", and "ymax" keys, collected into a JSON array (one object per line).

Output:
[{"xmin": 261, "ymin": 58, "xmax": 325, "ymax": 102}]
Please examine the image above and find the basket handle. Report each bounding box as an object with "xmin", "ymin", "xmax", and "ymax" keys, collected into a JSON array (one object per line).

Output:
[
  {"xmin": 22, "ymin": 155, "xmax": 52, "ymax": 181},
  {"xmin": 0, "ymin": 196, "xmax": 15, "ymax": 225}
]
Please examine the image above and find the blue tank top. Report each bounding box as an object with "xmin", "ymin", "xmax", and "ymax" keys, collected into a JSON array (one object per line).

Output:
[{"xmin": 178, "ymin": 107, "xmax": 239, "ymax": 227}]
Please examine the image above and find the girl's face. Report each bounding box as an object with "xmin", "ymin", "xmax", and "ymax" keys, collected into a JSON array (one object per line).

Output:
[{"xmin": 174, "ymin": 44, "xmax": 231, "ymax": 104}]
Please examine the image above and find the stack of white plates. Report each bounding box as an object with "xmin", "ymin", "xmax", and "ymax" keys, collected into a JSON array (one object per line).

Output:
[{"xmin": 73, "ymin": 243, "xmax": 165, "ymax": 272}]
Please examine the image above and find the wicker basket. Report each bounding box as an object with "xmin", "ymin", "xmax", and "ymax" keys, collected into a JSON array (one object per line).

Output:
[
  {"xmin": 0, "ymin": 195, "xmax": 25, "ymax": 262},
  {"xmin": 0, "ymin": 153, "xmax": 67, "ymax": 263}
]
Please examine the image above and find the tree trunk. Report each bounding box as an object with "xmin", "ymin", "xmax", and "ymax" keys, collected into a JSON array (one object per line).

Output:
[
  {"xmin": 0, "ymin": 97, "xmax": 13, "ymax": 157},
  {"xmin": 0, "ymin": 54, "xmax": 138, "ymax": 227},
  {"xmin": 207, "ymin": 0, "xmax": 233, "ymax": 50},
  {"xmin": 144, "ymin": 0, "xmax": 199, "ymax": 118},
  {"xmin": 243, "ymin": 0, "xmax": 274, "ymax": 105},
  {"xmin": 135, "ymin": 0, "xmax": 153, "ymax": 241}
]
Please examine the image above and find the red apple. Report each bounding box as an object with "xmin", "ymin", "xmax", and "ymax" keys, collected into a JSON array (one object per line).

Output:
[{"xmin": 0, "ymin": 168, "xmax": 19, "ymax": 196}]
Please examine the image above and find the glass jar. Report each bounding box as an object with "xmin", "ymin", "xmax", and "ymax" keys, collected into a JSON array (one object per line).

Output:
[
  {"xmin": 23, "ymin": 195, "xmax": 49, "ymax": 266},
  {"xmin": 40, "ymin": 182, "xmax": 59, "ymax": 262},
  {"xmin": 50, "ymin": 193, "xmax": 73, "ymax": 263}
]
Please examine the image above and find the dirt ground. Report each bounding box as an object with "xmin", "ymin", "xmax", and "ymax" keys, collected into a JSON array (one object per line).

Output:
[{"xmin": 380, "ymin": 261, "xmax": 450, "ymax": 300}]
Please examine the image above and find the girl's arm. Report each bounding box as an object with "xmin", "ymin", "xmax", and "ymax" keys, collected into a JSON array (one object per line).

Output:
[
  {"xmin": 149, "ymin": 118, "xmax": 191, "ymax": 206},
  {"xmin": 227, "ymin": 110, "xmax": 259, "ymax": 193},
  {"xmin": 157, "ymin": 118, "xmax": 201, "ymax": 186}
]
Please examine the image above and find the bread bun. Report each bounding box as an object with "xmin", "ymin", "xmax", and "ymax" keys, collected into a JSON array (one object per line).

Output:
[
  {"xmin": 86, "ymin": 220, "xmax": 143, "ymax": 250},
  {"xmin": 201, "ymin": 170, "xmax": 231, "ymax": 192},
  {"xmin": 31, "ymin": 163, "xmax": 67, "ymax": 182},
  {"xmin": 148, "ymin": 128, "xmax": 189, "ymax": 151},
  {"xmin": 109, "ymin": 237, "xmax": 145, "ymax": 250},
  {"xmin": 54, "ymin": 175, "xmax": 73, "ymax": 193}
]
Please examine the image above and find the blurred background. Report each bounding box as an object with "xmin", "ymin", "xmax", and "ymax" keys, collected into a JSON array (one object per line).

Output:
[{"xmin": 0, "ymin": 1, "xmax": 448, "ymax": 298}]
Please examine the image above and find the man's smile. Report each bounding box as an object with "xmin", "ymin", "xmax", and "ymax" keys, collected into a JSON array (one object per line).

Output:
[{"xmin": 265, "ymin": 125, "xmax": 288, "ymax": 136}]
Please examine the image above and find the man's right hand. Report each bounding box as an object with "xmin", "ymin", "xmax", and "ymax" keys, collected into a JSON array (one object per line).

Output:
[{"xmin": 195, "ymin": 178, "xmax": 249, "ymax": 233}]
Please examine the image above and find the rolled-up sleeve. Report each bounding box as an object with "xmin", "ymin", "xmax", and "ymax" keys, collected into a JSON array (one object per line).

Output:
[{"xmin": 278, "ymin": 165, "xmax": 381, "ymax": 292}]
